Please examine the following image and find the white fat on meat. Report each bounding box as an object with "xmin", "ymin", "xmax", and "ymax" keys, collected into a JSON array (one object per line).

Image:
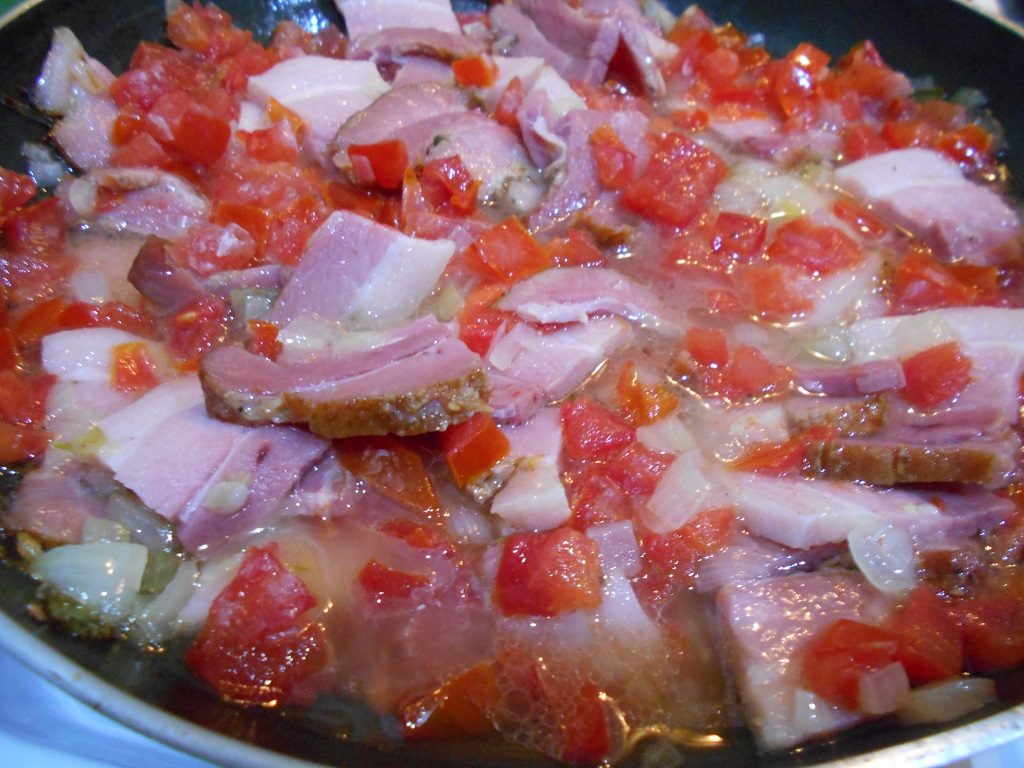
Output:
[
  {"xmin": 496, "ymin": 266, "xmax": 676, "ymax": 332},
  {"xmin": 248, "ymin": 56, "xmax": 390, "ymax": 160},
  {"xmin": 490, "ymin": 408, "xmax": 570, "ymax": 530},
  {"xmin": 335, "ymin": 0, "xmax": 462, "ymax": 39},
  {"xmin": 42, "ymin": 327, "xmax": 163, "ymax": 383},
  {"xmin": 487, "ymin": 315, "xmax": 632, "ymax": 403},
  {"xmin": 62, "ymin": 168, "xmax": 210, "ymax": 240},
  {"xmin": 33, "ymin": 27, "xmax": 114, "ymax": 116},
  {"xmin": 52, "ymin": 95, "xmax": 117, "ymax": 171},
  {"xmin": 516, "ymin": 66, "xmax": 587, "ymax": 169},
  {"xmin": 834, "ymin": 148, "xmax": 1021, "ymax": 264},
  {"xmin": 266, "ymin": 210, "xmax": 455, "ymax": 330},
  {"xmin": 717, "ymin": 571, "xmax": 893, "ymax": 749}
]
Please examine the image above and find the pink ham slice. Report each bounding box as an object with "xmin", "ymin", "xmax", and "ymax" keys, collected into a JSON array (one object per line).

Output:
[
  {"xmin": 496, "ymin": 265, "xmax": 674, "ymax": 331},
  {"xmin": 247, "ymin": 56, "xmax": 389, "ymax": 161},
  {"xmin": 200, "ymin": 316, "xmax": 489, "ymax": 438},
  {"xmin": 176, "ymin": 425, "xmax": 326, "ymax": 553},
  {"xmin": 717, "ymin": 571, "xmax": 893, "ymax": 749},
  {"xmin": 834, "ymin": 148, "xmax": 1021, "ymax": 264},
  {"xmin": 265, "ymin": 210, "xmax": 454, "ymax": 329},
  {"xmin": 485, "ymin": 316, "xmax": 632, "ymax": 423},
  {"xmin": 336, "ymin": 0, "xmax": 463, "ymax": 38}
]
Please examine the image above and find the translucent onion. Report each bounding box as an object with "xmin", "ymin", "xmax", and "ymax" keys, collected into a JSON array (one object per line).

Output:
[
  {"xmin": 588, "ymin": 520, "xmax": 641, "ymax": 577},
  {"xmin": 133, "ymin": 560, "xmax": 199, "ymax": 646},
  {"xmin": 896, "ymin": 677, "xmax": 996, "ymax": 725},
  {"xmin": 847, "ymin": 520, "xmax": 917, "ymax": 595},
  {"xmin": 30, "ymin": 542, "xmax": 147, "ymax": 621},
  {"xmin": 858, "ymin": 662, "xmax": 910, "ymax": 715},
  {"xmin": 636, "ymin": 416, "xmax": 696, "ymax": 455}
]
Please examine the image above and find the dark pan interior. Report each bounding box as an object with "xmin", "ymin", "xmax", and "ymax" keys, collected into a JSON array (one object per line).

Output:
[{"xmin": 0, "ymin": 1, "xmax": 1022, "ymax": 766}]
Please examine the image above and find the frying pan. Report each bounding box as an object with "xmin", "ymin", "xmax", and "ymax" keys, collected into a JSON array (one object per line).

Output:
[{"xmin": 1, "ymin": 0, "xmax": 1023, "ymax": 766}]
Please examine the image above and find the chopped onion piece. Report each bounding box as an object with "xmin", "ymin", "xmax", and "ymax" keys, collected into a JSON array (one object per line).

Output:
[
  {"xmin": 897, "ymin": 677, "xmax": 996, "ymax": 725},
  {"xmin": 858, "ymin": 662, "xmax": 910, "ymax": 715},
  {"xmin": 30, "ymin": 542, "xmax": 147, "ymax": 621},
  {"xmin": 133, "ymin": 560, "xmax": 199, "ymax": 646},
  {"xmin": 636, "ymin": 416, "xmax": 695, "ymax": 455},
  {"xmin": 847, "ymin": 520, "xmax": 917, "ymax": 595},
  {"xmin": 81, "ymin": 517, "xmax": 130, "ymax": 544},
  {"xmin": 588, "ymin": 520, "xmax": 641, "ymax": 577}
]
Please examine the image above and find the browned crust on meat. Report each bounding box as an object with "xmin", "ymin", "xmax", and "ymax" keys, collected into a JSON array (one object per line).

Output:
[
  {"xmin": 804, "ymin": 439, "xmax": 1016, "ymax": 487},
  {"xmin": 283, "ymin": 368, "xmax": 491, "ymax": 438},
  {"xmin": 786, "ymin": 397, "xmax": 887, "ymax": 436}
]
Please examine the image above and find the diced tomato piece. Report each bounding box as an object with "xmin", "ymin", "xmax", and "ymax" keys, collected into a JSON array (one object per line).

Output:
[
  {"xmin": 881, "ymin": 118, "xmax": 940, "ymax": 150},
  {"xmin": 546, "ymin": 228, "xmax": 607, "ymax": 268},
  {"xmin": 166, "ymin": 295, "xmax": 230, "ymax": 370},
  {"xmin": 452, "ymin": 54, "xmax": 498, "ymax": 87},
  {"xmin": 828, "ymin": 41, "xmax": 907, "ymax": 103},
  {"xmin": 0, "ymin": 168, "xmax": 35, "ymax": 215},
  {"xmin": 953, "ymin": 594, "xmax": 1024, "ymax": 672},
  {"xmin": 616, "ymin": 362, "xmax": 679, "ymax": 426},
  {"xmin": 110, "ymin": 341, "xmax": 161, "ymax": 394},
  {"xmin": 173, "ymin": 102, "xmax": 232, "ymax": 167},
  {"xmin": 709, "ymin": 211, "xmax": 767, "ymax": 265},
  {"xmin": 0, "ymin": 328, "xmax": 20, "ymax": 371},
  {"xmin": 727, "ymin": 344, "xmax": 790, "ymax": 398},
  {"xmin": 841, "ymin": 122, "xmax": 890, "ymax": 161},
  {"xmin": 832, "ymin": 197, "xmax": 888, "ymax": 239},
  {"xmin": 419, "ymin": 155, "xmax": 479, "ymax": 216},
  {"xmin": 2, "ymin": 197, "xmax": 65, "ymax": 255},
  {"xmin": 439, "ymin": 412, "xmax": 511, "ymax": 487},
  {"xmin": 891, "ymin": 250, "xmax": 977, "ymax": 312},
  {"xmin": 246, "ymin": 319, "xmax": 282, "ymax": 361},
  {"xmin": 802, "ymin": 618, "xmax": 902, "ymax": 711},
  {"xmin": 936, "ymin": 123, "xmax": 993, "ymax": 172},
  {"xmin": 185, "ymin": 545, "xmax": 328, "ymax": 705},
  {"xmin": 495, "ymin": 527, "xmax": 603, "ymax": 617},
  {"xmin": 605, "ymin": 442, "xmax": 672, "ymax": 497},
  {"xmin": 401, "ymin": 663, "xmax": 498, "ymax": 741},
  {"xmin": 569, "ymin": 471, "xmax": 635, "ymax": 529},
  {"xmin": 884, "ymin": 587, "xmax": 963, "ymax": 685},
  {"xmin": 770, "ymin": 43, "xmax": 830, "ymax": 117},
  {"xmin": 901, "ymin": 341, "xmax": 972, "ymax": 410},
  {"xmin": 493, "ymin": 76, "xmax": 525, "ymax": 135},
  {"xmin": 110, "ymin": 43, "xmax": 198, "ymax": 110},
  {"xmin": 590, "ymin": 123, "xmax": 636, "ymax": 190},
  {"xmin": 0, "ymin": 370, "xmax": 52, "ymax": 426},
  {"xmin": 684, "ymin": 326, "xmax": 729, "ymax": 369},
  {"xmin": 560, "ymin": 397, "xmax": 635, "ymax": 462},
  {"xmin": 697, "ymin": 46, "xmax": 741, "ymax": 90},
  {"xmin": 747, "ymin": 263, "xmax": 814, "ymax": 320},
  {"xmin": 348, "ymin": 139, "xmax": 409, "ymax": 190},
  {"xmin": 464, "ymin": 217, "xmax": 551, "ymax": 285},
  {"xmin": 640, "ymin": 507, "xmax": 734, "ymax": 581},
  {"xmin": 621, "ymin": 132, "xmax": 727, "ymax": 228},
  {"xmin": 557, "ymin": 678, "xmax": 612, "ymax": 764},
  {"xmin": 266, "ymin": 194, "xmax": 326, "ymax": 266},
  {"xmin": 211, "ymin": 201, "xmax": 274, "ymax": 255},
  {"xmin": 337, "ymin": 436, "xmax": 440, "ymax": 516},
  {"xmin": 766, "ymin": 216, "xmax": 864, "ymax": 275},
  {"xmin": 12, "ymin": 297, "xmax": 69, "ymax": 346},
  {"xmin": 176, "ymin": 221, "xmax": 258, "ymax": 277},
  {"xmin": 378, "ymin": 518, "xmax": 448, "ymax": 550},
  {"xmin": 358, "ymin": 559, "xmax": 431, "ymax": 603},
  {"xmin": 109, "ymin": 132, "xmax": 180, "ymax": 172},
  {"xmin": 0, "ymin": 421, "xmax": 48, "ymax": 464},
  {"xmin": 456, "ymin": 282, "xmax": 515, "ymax": 356}
]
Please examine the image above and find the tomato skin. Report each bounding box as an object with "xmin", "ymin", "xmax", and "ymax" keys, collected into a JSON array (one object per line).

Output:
[
  {"xmin": 590, "ymin": 123, "xmax": 636, "ymax": 190},
  {"xmin": 452, "ymin": 55, "xmax": 498, "ymax": 87},
  {"xmin": 110, "ymin": 342, "xmax": 161, "ymax": 394},
  {"xmin": 419, "ymin": 155, "xmax": 479, "ymax": 216},
  {"xmin": 438, "ymin": 412, "xmax": 511, "ymax": 487},
  {"xmin": 358, "ymin": 559, "xmax": 431, "ymax": 603},
  {"xmin": 465, "ymin": 217, "xmax": 551, "ymax": 285},
  {"xmin": 709, "ymin": 211, "xmax": 767, "ymax": 265},
  {"xmin": 953, "ymin": 595, "xmax": 1024, "ymax": 672},
  {"xmin": 560, "ymin": 397, "xmax": 635, "ymax": 462},
  {"xmin": 802, "ymin": 619, "xmax": 902, "ymax": 711},
  {"xmin": 765, "ymin": 216, "xmax": 863, "ymax": 276},
  {"xmin": 0, "ymin": 168, "xmax": 35, "ymax": 215},
  {"xmin": 495, "ymin": 527, "xmax": 603, "ymax": 617},
  {"xmin": 336, "ymin": 436, "xmax": 440, "ymax": 516},
  {"xmin": 569, "ymin": 471, "xmax": 634, "ymax": 530},
  {"xmin": 640, "ymin": 507, "xmax": 734, "ymax": 579},
  {"xmin": 605, "ymin": 442, "xmax": 671, "ymax": 497},
  {"xmin": 348, "ymin": 139, "xmax": 409, "ymax": 190},
  {"xmin": 615, "ymin": 361, "xmax": 679, "ymax": 426},
  {"xmin": 621, "ymin": 131, "xmax": 727, "ymax": 228},
  {"xmin": 185, "ymin": 545, "xmax": 328, "ymax": 705},
  {"xmin": 455, "ymin": 282, "xmax": 515, "ymax": 356},
  {"xmin": 900, "ymin": 341, "xmax": 972, "ymax": 410},
  {"xmin": 832, "ymin": 198, "xmax": 888, "ymax": 239},
  {"xmin": 891, "ymin": 250, "xmax": 977, "ymax": 313},
  {"xmin": 2, "ymin": 197, "xmax": 66, "ymax": 255},
  {"xmin": 884, "ymin": 587, "xmax": 963, "ymax": 685},
  {"xmin": 166, "ymin": 295, "xmax": 230, "ymax": 370},
  {"xmin": 401, "ymin": 663, "xmax": 498, "ymax": 741},
  {"xmin": 546, "ymin": 228, "xmax": 606, "ymax": 268}
]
